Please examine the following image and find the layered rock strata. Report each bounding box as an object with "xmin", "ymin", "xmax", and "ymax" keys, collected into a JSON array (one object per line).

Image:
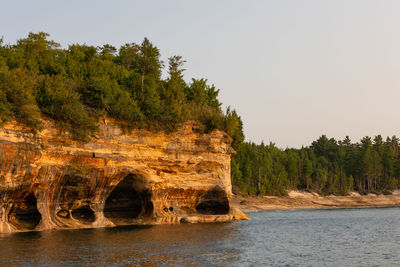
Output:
[{"xmin": 0, "ymin": 119, "xmax": 248, "ymax": 233}]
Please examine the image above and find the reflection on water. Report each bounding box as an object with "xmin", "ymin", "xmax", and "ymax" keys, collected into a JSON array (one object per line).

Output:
[
  {"xmin": 1, "ymin": 207, "xmax": 400, "ymax": 266},
  {"xmin": 0, "ymin": 223, "xmax": 240, "ymax": 266}
]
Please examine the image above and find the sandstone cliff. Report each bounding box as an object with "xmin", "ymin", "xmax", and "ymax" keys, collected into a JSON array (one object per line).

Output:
[{"xmin": 0, "ymin": 118, "xmax": 248, "ymax": 233}]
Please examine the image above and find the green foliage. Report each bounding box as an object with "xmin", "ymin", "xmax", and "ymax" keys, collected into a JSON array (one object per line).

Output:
[
  {"xmin": 0, "ymin": 66, "xmax": 12, "ymax": 124},
  {"xmin": 0, "ymin": 88, "xmax": 12, "ymax": 124},
  {"xmin": 107, "ymin": 90, "xmax": 143, "ymax": 124},
  {"xmin": 36, "ymin": 75, "xmax": 97, "ymax": 141},
  {"xmin": 186, "ymin": 78, "xmax": 221, "ymax": 110},
  {"xmin": 223, "ymin": 107, "xmax": 244, "ymax": 149},
  {"xmin": 0, "ymin": 67, "xmax": 42, "ymax": 130},
  {"xmin": 234, "ymin": 135, "xmax": 400, "ymax": 196},
  {"xmin": 13, "ymin": 32, "xmax": 64, "ymax": 75},
  {"xmin": 0, "ymin": 32, "xmax": 242, "ymax": 145}
]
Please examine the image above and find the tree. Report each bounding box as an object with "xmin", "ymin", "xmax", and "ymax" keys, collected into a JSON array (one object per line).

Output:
[
  {"xmin": 36, "ymin": 75, "xmax": 96, "ymax": 141},
  {"xmin": 0, "ymin": 68, "xmax": 42, "ymax": 130},
  {"xmin": 186, "ymin": 78, "xmax": 221, "ymax": 110},
  {"xmin": 160, "ymin": 55, "xmax": 187, "ymax": 123},
  {"xmin": 302, "ymin": 156, "xmax": 313, "ymax": 190},
  {"xmin": 14, "ymin": 32, "xmax": 64, "ymax": 75},
  {"xmin": 137, "ymin": 38, "xmax": 162, "ymax": 94}
]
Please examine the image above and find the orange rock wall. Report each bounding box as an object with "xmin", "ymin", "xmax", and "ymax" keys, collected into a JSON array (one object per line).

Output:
[{"xmin": 0, "ymin": 119, "xmax": 247, "ymax": 233}]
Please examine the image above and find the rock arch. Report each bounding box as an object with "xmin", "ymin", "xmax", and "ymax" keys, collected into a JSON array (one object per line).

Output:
[
  {"xmin": 71, "ymin": 205, "xmax": 95, "ymax": 223},
  {"xmin": 8, "ymin": 192, "xmax": 42, "ymax": 230},
  {"xmin": 104, "ymin": 174, "xmax": 153, "ymax": 224},
  {"xmin": 195, "ymin": 186, "xmax": 230, "ymax": 215}
]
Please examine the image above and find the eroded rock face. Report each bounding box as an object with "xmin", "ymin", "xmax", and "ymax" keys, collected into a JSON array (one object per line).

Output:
[{"xmin": 0, "ymin": 119, "xmax": 248, "ymax": 233}]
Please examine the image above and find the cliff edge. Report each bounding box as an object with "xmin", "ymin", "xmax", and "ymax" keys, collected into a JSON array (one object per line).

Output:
[{"xmin": 0, "ymin": 119, "xmax": 249, "ymax": 233}]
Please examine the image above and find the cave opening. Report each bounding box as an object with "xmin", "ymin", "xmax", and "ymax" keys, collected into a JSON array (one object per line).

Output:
[
  {"xmin": 104, "ymin": 174, "xmax": 153, "ymax": 222},
  {"xmin": 71, "ymin": 206, "xmax": 95, "ymax": 223},
  {"xmin": 195, "ymin": 187, "xmax": 230, "ymax": 215},
  {"xmin": 9, "ymin": 193, "xmax": 42, "ymax": 230}
]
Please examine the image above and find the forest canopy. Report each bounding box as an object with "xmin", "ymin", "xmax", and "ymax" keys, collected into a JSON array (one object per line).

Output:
[
  {"xmin": 232, "ymin": 135, "xmax": 400, "ymax": 196},
  {"xmin": 0, "ymin": 32, "xmax": 243, "ymax": 143}
]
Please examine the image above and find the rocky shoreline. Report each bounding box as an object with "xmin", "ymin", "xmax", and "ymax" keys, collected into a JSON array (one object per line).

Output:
[{"xmin": 231, "ymin": 190, "xmax": 400, "ymax": 213}]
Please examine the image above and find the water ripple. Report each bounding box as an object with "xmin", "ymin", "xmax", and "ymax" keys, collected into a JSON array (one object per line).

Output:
[{"xmin": 1, "ymin": 207, "xmax": 400, "ymax": 266}]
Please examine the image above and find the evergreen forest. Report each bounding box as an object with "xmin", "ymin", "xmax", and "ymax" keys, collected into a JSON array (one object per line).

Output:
[
  {"xmin": 1, "ymin": 33, "xmax": 399, "ymax": 196},
  {"xmin": 232, "ymin": 135, "xmax": 400, "ymax": 196},
  {"xmin": 0, "ymin": 32, "xmax": 243, "ymax": 142}
]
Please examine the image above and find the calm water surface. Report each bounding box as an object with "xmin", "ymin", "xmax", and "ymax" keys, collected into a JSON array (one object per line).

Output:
[{"xmin": 1, "ymin": 207, "xmax": 400, "ymax": 266}]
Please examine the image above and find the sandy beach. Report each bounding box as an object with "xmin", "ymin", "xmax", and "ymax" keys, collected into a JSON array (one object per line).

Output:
[{"xmin": 231, "ymin": 190, "xmax": 400, "ymax": 212}]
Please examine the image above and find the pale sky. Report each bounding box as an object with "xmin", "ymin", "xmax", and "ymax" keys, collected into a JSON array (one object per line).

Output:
[{"xmin": 1, "ymin": 0, "xmax": 400, "ymax": 148}]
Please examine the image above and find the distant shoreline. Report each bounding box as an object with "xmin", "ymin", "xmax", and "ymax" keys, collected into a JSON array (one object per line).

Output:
[{"xmin": 231, "ymin": 190, "xmax": 400, "ymax": 212}]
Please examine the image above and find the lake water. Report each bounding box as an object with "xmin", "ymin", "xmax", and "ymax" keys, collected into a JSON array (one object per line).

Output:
[{"xmin": 1, "ymin": 207, "xmax": 400, "ymax": 266}]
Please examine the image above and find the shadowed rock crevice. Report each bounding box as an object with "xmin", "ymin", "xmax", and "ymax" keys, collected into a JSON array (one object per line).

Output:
[
  {"xmin": 71, "ymin": 206, "xmax": 95, "ymax": 223},
  {"xmin": 104, "ymin": 174, "xmax": 153, "ymax": 223},
  {"xmin": 196, "ymin": 187, "xmax": 230, "ymax": 215},
  {"xmin": 8, "ymin": 193, "xmax": 42, "ymax": 230}
]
